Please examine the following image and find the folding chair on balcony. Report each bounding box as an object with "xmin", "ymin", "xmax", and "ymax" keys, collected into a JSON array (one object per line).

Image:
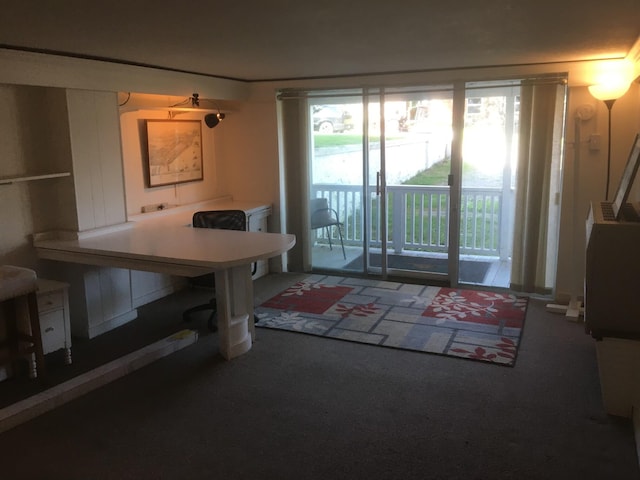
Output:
[{"xmin": 310, "ymin": 197, "xmax": 346, "ymax": 259}]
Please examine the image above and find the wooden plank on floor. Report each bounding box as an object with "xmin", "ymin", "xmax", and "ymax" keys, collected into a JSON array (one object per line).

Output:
[
  {"xmin": 0, "ymin": 329, "xmax": 198, "ymax": 434},
  {"xmin": 546, "ymin": 298, "xmax": 584, "ymax": 321}
]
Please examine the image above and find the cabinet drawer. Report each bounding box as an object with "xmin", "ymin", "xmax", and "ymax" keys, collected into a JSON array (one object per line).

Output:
[
  {"xmin": 37, "ymin": 290, "xmax": 65, "ymax": 313},
  {"xmin": 40, "ymin": 310, "xmax": 66, "ymax": 354},
  {"xmin": 248, "ymin": 215, "xmax": 268, "ymax": 233}
]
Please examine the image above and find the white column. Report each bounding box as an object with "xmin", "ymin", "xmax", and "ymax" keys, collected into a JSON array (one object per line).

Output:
[{"xmin": 214, "ymin": 264, "xmax": 254, "ymax": 360}]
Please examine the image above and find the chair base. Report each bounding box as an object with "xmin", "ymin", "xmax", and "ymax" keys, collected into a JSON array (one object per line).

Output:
[
  {"xmin": 325, "ymin": 226, "xmax": 346, "ymax": 260},
  {"xmin": 183, "ymin": 301, "xmax": 260, "ymax": 334},
  {"xmin": 183, "ymin": 298, "xmax": 218, "ymax": 332}
]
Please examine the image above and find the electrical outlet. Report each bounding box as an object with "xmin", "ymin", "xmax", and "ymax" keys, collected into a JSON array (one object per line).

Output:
[
  {"xmin": 589, "ymin": 134, "xmax": 601, "ymax": 151},
  {"xmin": 141, "ymin": 203, "xmax": 170, "ymax": 213}
]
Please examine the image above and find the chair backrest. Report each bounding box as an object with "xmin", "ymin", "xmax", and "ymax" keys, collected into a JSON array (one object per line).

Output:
[
  {"xmin": 310, "ymin": 197, "xmax": 329, "ymax": 214},
  {"xmin": 192, "ymin": 210, "xmax": 247, "ymax": 231},
  {"xmin": 310, "ymin": 197, "xmax": 337, "ymax": 229}
]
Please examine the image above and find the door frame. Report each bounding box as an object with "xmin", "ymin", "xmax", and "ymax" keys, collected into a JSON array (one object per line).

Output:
[
  {"xmin": 448, "ymin": 82, "xmax": 466, "ymax": 287},
  {"xmin": 307, "ymin": 85, "xmax": 463, "ymax": 285}
]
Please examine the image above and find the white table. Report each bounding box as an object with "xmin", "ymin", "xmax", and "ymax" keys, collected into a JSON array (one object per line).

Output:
[{"xmin": 34, "ymin": 223, "xmax": 295, "ymax": 360}]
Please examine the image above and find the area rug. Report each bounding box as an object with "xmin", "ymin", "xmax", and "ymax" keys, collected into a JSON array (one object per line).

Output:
[
  {"xmin": 345, "ymin": 254, "xmax": 491, "ymax": 284},
  {"xmin": 255, "ymin": 275, "xmax": 527, "ymax": 366}
]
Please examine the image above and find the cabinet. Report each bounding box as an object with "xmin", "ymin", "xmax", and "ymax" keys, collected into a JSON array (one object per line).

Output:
[
  {"xmin": 37, "ymin": 279, "xmax": 72, "ymax": 364},
  {"xmin": 34, "ymin": 89, "xmax": 132, "ymax": 339},
  {"xmin": 38, "ymin": 198, "xmax": 273, "ymax": 340},
  {"xmin": 247, "ymin": 208, "xmax": 270, "ymax": 278}
]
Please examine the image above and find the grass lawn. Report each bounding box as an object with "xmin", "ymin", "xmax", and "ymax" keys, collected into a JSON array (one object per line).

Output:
[
  {"xmin": 402, "ymin": 158, "xmax": 489, "ymax": 186},
  {"xmin": 313, "ymin": 134, "xmax": 404, "ymax": 148}
]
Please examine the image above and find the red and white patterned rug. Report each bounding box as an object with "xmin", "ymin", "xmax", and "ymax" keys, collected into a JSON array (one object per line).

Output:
[{"xmin": 255, "ymin": 275, "xmax": 528, "ymax": 366}]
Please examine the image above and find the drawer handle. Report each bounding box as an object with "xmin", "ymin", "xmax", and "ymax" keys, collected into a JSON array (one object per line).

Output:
[{"xmin": 45, "ymin": 327, "xmax": 54, "ymax": 333}]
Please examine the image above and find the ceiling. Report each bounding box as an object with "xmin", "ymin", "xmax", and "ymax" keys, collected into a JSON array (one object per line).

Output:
[{"xmin": 1, "ymin": 1, "xmax": 639, "ymax": 82}]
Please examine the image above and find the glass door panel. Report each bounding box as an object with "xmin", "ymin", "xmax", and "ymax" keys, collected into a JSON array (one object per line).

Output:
[
  {"xmin": 303, "ymin": 80, "xmax": 562, "ymax": 291},
  {"xmin": 308, "ymin": 86, "xmax": 455, "ymax": 284},
  {"xmin": 459, "ymin": 82, "xmax": 519, "ymax": 287},
  {"xmin": 363, "ymin": 92, "xmax": 384, "ymax": 274},
  {"xmin": 378, "ymin": 87, "xmax": 454, "ymax": 280},
  {"xmin": 309, "ymin": 98, "xmax": 365, "ymax": 271}
]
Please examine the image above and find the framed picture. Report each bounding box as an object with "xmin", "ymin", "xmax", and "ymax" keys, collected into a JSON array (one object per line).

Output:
[{"xmin": 145, "ymin": 119, "xmax": 203, "ymax": 187}]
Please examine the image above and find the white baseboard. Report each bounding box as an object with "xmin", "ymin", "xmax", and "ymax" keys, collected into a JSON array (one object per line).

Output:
[{"xmin": 85, "ymin": 309, "xmax": 139, "ymax": 339}]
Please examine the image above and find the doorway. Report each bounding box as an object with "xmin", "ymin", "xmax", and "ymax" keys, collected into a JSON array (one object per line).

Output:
[
  {"xmin": 309, "ymin": 86, "xmax": 458, "ymax": 284},
  {"xmin": 299, "ymin": 78, "xmax": 564, "ymax": 291}
]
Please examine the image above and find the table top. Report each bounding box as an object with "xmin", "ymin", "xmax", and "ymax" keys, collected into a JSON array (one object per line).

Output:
[{"xmin": 35, "ymin": 223, "xmax": 296, "ymax": 277}]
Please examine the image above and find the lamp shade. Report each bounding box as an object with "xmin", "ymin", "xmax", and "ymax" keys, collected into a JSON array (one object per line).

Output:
[
  {"xmin": 588, "ymin": 81, "xmax": 631, "ymax": 101},
  {"xmin": 588, "ymin": 61, "xmax": 633, "ymax": 101}
]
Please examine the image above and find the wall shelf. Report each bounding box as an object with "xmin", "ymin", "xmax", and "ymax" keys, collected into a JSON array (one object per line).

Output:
[{"xmin": 0, "ymin": 172, "xmax": 71, "ymax": 186}]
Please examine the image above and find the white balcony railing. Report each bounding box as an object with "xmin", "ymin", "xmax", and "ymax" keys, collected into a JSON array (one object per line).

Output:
[{"xmin": 312, "ymin": 184, "xmax": 510, "ymax": 258}]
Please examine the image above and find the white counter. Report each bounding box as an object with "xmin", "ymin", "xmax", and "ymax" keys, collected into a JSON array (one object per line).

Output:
[{"xmin": 34, "ymin": 205, "xmax": 295, "ymax": 359}]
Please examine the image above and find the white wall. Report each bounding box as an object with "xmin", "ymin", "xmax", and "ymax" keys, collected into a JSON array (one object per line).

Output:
[
  {"xmin": 0, "ymin": 50, "xmax": 250, "ymax": 273},
  {"xmin": 555, "ymin": 83, "xmax": 640, "ymax": 301},
  {"xmin": 219, "ymin": 85, "xmax": 284, "ymax": 232},
  {"xmin": 235, "ymin": 70, "xmax": 640, "ymax": 300},
  {"xmin": 0, "ymin": 49, "xmax": 248, "ymax": 101},
  {"xmin": 120, "ymin": 109, "xmax": 230, "ymax": 216},
  {"xmin": 0, "ymin": 48, "xmax": 639, "ymax": 302},
  {"xmin": 0, "ymin": 85, "xmax": 77, "ymax": 268}
]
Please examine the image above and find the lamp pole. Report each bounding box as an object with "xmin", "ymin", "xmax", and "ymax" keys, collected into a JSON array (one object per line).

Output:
[
  {"xmin": 603, "ymin": 98, "xmax": 616, "ymax": 200},
  {"xmin": 588, "ymin": 64, "xmax": 632, "ymax": 200}
]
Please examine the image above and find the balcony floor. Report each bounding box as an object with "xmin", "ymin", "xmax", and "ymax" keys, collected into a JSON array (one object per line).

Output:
[{"xmin": 311, "ymin": 245, "xmax": 511, "ymax": 289}]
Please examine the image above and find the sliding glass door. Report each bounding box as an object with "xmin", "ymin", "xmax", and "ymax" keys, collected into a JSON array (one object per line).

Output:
[
  {"xmin": 309, "ymin": 96, "xmax": 364, "ymax": 271},
  {"xmin": 309, "ymin": 86, "xmax": 457, "ymax": 283},
  {"xmin": 366, "ymin": 87, "xmax": 456, "ymax": 280},
  {"xmin": 302, "ymin": 77, "xmax": 565, "ymax": 292}
]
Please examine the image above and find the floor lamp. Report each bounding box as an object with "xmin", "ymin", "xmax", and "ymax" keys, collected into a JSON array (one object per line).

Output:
[
  {"xmin": 588, "ymin": 81, "xmax": 632, "ymax": 200},
  {"xmin": 547, "ymin": 78, "xmax": 630, "ymax": 320}
]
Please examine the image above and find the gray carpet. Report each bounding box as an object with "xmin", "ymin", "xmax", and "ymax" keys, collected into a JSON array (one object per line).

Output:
[{"xmin": 0, "ymin": 273, "xmax": 638, "ymax": 479}]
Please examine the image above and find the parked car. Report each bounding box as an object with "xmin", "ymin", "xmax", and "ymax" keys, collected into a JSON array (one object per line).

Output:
[{"xmin": 312, "ymin": 105, "xmax": 353, "ymax": 134}]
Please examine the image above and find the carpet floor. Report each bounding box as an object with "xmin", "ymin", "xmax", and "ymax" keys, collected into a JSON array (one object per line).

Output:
[
  {"xmin": 0, "ymin": 273, "xmax": 637, "ymax": 479},
  {"xmin": 256, "ymin": 274, "xmax": 527, "ymax": 366}
]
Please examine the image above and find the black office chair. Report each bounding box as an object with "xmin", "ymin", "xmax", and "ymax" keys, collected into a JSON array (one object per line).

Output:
[
  {"xmin": 183, "ymin": 210, "xmax": 250, "ymax": 331},
  {"xmin": 310, "ymin": 197, "xmax": 346, "ymax": 259}
]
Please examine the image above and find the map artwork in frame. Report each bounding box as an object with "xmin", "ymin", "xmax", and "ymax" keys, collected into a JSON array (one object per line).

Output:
[{"xmin": 145, "ymin": 119, "xmax": 203, "ymax": 187}]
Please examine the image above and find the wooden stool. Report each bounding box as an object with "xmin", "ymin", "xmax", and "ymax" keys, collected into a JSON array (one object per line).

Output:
[{"xmin": 0, "ymin": 265, "xmax": 46, "ymax": 380}]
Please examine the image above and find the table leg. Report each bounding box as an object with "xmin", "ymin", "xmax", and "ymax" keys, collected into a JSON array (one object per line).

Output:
[{"xmin": 214, "ymin": 264, "xmax": 254, "ymax": 360}]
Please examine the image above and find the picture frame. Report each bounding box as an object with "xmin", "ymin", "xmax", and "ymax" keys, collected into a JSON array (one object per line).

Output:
[{"xmin": 145, "ymin": 119, "xmax": 203, "ymax": 187}]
